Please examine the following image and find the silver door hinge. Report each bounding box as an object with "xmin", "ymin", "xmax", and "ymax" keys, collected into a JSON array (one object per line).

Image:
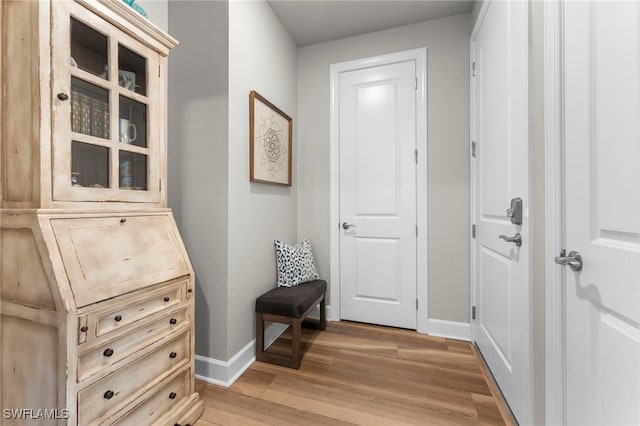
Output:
[
  {"xmin": 471, "ymin": 141, "xmax": 477, "ymax": 158},
  {"xmin": 415, "ymin": 78, "xmax": 418, "ymax": 90},
  {"xmin": 472, "ymin": 224, "xmax": 476, "ymax": 238},
  {"xmin": 472, "ymin": 62, "xmax": 477, "ymax": 77},
  {"xmin": 415, "ymin": 149, "xmax": 418, "ymax": 163},
  {"xmin": 159, "ymin": 179, "xmax": 162, "ymax": 191},
  {"xmin": 416, "ymin": 299, "xmax": 419, "ymax": 310},
  {"xmin": 158, "ymin": 65, "xmax": 161, "ymax": 77},
  {"xmin": 416, "ymin": 225, "xmax": 418, "ymax": 236},
  {"xmin": 472, "ymin": 306, "xmax": 476, "ymax": 320}
]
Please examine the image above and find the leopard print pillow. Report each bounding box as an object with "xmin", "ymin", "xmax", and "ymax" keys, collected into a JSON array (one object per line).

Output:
[{"xmin": 274, "ymin": 239, "xmax": 320, "ymax": 287}]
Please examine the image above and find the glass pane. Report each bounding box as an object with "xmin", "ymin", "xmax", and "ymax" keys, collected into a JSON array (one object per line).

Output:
[
  {"xmin": 71, "ymin": 78, "xmax": 110, "ymax": 139},
  {"xmin": 72, "ymin": 141, "xmax": 109, "ymax": 188},
  {"xmin": 71, "ymin": 18, "xmax": 108, "ymax": 79},
  {"xmin": 118, "ymin": 45, "xmax": 147, "ymax": 95},
  {"xmin": 119, "ymin": 151, "xmax": 147, "ymax": 190},
  {"xmin": 119, "ymin": 96, "xmax": 147, "ymax": 147}
]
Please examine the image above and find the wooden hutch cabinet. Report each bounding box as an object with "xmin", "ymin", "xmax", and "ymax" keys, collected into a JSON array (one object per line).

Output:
[{"xmin": 0, "ymin": 1, "xmax": 203, "ymax": 424}]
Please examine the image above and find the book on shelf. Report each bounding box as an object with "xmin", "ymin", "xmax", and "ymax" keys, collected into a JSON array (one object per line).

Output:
[
  {"xmin": 71, "ymin": 90, "xmax": 81, "ymax": 134},
  {"xmin": 71, "ymin": 88, "xmax": 109, "ymax": 139}
]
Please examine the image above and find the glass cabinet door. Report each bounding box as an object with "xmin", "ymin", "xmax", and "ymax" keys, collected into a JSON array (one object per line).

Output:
[{"xmin": 53, "ymin": 2, "xmax": 161, "ymax": 203}]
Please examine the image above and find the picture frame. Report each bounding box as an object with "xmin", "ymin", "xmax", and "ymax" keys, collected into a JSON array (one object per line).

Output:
[{"xmin": 249, "ymin": 90, "xmax": 292, "ymax": 186}]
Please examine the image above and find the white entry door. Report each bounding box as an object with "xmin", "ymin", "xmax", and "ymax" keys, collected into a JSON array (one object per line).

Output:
[
  {"xmin": 471, "ymin": 1, "xmax": 530, "ymax": 423},
  {"xmin": 561, "ymin": 2, "xmax": 640, "ymax": 424},
  {"xmin": 338, "ymin": 60, "xmax": 417, "ymax": 330}
]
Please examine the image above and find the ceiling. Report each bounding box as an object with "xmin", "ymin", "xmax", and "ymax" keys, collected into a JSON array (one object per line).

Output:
[{"xmin": 266, "ymin": 0, "xmax": 475, "ymax": 47}]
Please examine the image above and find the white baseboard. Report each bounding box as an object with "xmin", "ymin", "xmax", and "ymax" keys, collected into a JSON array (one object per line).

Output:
[
  {"xmin": 195, "ymin": 340, "xmax": 254, "ymax": 388},
  {"xmin": 195, "ymin": 322, "xmax": 289, "ymax": 387},
  {"xmin": 427, "ymin": 319, "xmax": 471, "ymax": 341}
]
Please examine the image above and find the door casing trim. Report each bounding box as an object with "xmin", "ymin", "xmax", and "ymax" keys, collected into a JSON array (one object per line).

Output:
[
  {"xmin": 543, "ymin": 1, "xmax": 565, "ymax": 424},
  {"xmin": 329, "ymin": 48, "xmax": 428, "ymax": 333}
]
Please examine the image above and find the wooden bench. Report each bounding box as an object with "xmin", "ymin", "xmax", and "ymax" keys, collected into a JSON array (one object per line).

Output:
[{"xmin": 255, "ymin": 279, "xmax": 327, "ymax": 369}]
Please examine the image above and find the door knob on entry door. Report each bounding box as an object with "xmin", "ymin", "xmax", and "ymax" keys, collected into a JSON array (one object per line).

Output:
[
  {"xmin": 499, "ymin": 233, "xmax": 522, "ymax": 247},
  {"xmin": 554, "ymin": 250, "xmax": 583, "ymax": 272},
  {"xmin": 342, "ymin": 222, "xmax": 356, "ymax": 230}
]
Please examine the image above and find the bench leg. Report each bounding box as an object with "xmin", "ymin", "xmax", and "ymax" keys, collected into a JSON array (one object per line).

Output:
[
  {"xmin": 301, "ymin": 295, "xmax": 327, "ymax": 331},
  {"xmin": 255, "ymin": 313, "xmax": 265, "ymax": 361},
  {"xmin": 291, "ymin": 318, "xmax": 302, "ymax": 369},
  {"xmin": 255, "ymin": 292, "xmax": 325, "ymax": 369},
  {"xmin": 319, "ymin": 295, "xmax": 327, "ymax": 331},
  {"xmin": 255, "ymin": 314, "xmax": 302, "ymax": 369}
]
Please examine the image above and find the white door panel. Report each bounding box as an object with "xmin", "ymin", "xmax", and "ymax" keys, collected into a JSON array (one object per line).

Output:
[
  {"xmin": 471, "ymin": 1, "xmax": 530, "ymax": 423},
  {"xmin": 339, "ymin": 60, "xmax": 417, "ymax": 330},
  {"xmin": 563, "ymin": 2, "xmax": 640, "ymax": 424}
]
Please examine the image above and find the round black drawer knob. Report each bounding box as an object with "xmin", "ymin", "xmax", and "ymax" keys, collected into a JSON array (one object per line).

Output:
[
  {"xmin": 57, "ymin": 93, "xmax": 69, "ymax": 101},
  {"xmin": 187, "ymin": 288, "xmax": 193, "ymax": 293},
  {"xmin": 169, "ymin": 352, "xmax": 177, "ymax": 359},
  {"xmin": 103, "ymin": 348, "xmax": 114, "ymax": 357},
  {"xmin": 169, "ymin": 392, "xmax": 177, "ymax": 400},
  {"xmin": 169, "ymin": 318, "xmax": 177, "ymax": 325},
  {"xmin": 104, "ymin": 390, "xmax": 114, "ymax": 400},
  {"xmin": 114, "ymin": 315, "xmax": 122, "ymax": 322},
  {"xmin": 80, "ymin": 326, "xmax": 88, "ymax": 332},
  {"xmin": 164, "ymin": 297, "xmax": 170, "ymax": 302}
]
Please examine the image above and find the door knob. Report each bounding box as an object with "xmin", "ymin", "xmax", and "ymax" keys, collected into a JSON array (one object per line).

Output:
[
  {"xmin": 499, "ymin": 233, "xmax": 522, "ymax": 247},
  {"xmin": 342, "ymin": 222, "xmax": 356, "ymax": 230},
  {"xmin": 554, "ymin": 250, "xmax": 582, "ymax": 271}
]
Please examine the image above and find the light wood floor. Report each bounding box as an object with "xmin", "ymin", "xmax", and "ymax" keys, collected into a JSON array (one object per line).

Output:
[{"xmin": 194, "ymin": 321, "xmax": 515, "ymax": 425}]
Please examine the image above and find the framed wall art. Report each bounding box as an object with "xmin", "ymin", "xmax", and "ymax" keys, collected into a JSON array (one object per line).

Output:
[{"xmin": 249, "ymin": 90, "xmax": 292, "ymax": 186}]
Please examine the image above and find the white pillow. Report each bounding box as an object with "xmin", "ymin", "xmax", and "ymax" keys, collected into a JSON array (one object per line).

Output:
[{"xmin": 274, "ymin": 239, "xmax": 320, "ymax": 287}]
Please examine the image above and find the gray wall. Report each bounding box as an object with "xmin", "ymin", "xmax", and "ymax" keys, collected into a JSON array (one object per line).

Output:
[
  {"xmin": 226, "ymin": 0, "xmax": 298, "ymax": 357},
  {"xmin": 296, "ymin": 13, "xmax": 472, "ymax": 323},
  {"xmin": 168, "ymin": 0, "xmax": 296, "ymax": 363},
  {"xmin": 137, "ymin": 0, "xmax": 167, "ymax": 31},
  {"xmin": 168, "ymin": 0, "xmax": 230, "ymax": 360}
]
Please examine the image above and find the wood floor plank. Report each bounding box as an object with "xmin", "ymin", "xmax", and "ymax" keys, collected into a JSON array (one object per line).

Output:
[
  {"xmin": 333, "ymin": 348, "xmax": 493, "ymax": 396},
  {"xmin": 194, "ymin": 321, "xmax": 513, "ymax": 425},
  {"xmin": 446, "ymin": 339, "xmax": 474, "ymax": 355},
  {"xmin": 472, "ymin": 393, "xmax": 507, "ymax": 425},
  {"xmin": 264, "ymin": 374, "xmax": 479, "ymax": 425},
  {"xmin": 397, "ymin": 347, "xmax": 481, "ymax": 373},
  {"xmin": 251, "ymin": 358, "xmax": 480, "ymax": 418},
  {"xmin": 199, "ymin": 384, "xmax": 351, "ymax": 425},
  {"xmin": 229, "ymin": 369, "xmax": 275, "ymax": 398}
]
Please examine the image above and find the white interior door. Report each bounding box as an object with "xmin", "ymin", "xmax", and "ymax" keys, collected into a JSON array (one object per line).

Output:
[
  {"xmin": 338, "ymin": 60, "xmax": 417, "ymax": 330},
  {"xmin": 471, "ymin": 1, "xmax": 530, "ymax": 423},
  {"xmin": 562, "ymin": 2, "xmax": 640, "ymax": 424}
]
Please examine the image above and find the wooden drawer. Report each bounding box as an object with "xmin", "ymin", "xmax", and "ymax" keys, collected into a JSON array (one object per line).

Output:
[
  {"xmin": 78, "ymin": 331, "xmax": 189, "ymax": 426},
  {"xmin": 78, "ymin": 307, "xmax": 188, "ymax": 381},
  {"xmin": 95, "ymin": 284, "xmax": 183, "ymax": 337},
  {"xmin": 113, "ymin": 369, "xmax": 190, "ymax": 426},
  {"xmin": 51, "ymin": 215, "xmax": 190, "ymax": 307}
]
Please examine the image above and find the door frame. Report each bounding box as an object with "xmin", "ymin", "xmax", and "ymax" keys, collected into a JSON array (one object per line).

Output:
[
  {"xmin": 329, "ymin": 48, "xmax": 428, "ymax": 333},
  {"xmin": 469, "ymin": 1, "xmax": 533, "ymax": 423},
  {"xmin": 544, "ymin": 1, "xmax": 566, "ymax": 424}
]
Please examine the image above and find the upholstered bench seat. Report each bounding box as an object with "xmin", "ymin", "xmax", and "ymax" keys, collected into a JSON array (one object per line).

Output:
[
  {"xmin": 255, "ymin": 279, "xmax": 327, "ymax": 369},
  {"xmin": 256, "ymin": 280, "xmax": 326, "ymax": 318}
]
